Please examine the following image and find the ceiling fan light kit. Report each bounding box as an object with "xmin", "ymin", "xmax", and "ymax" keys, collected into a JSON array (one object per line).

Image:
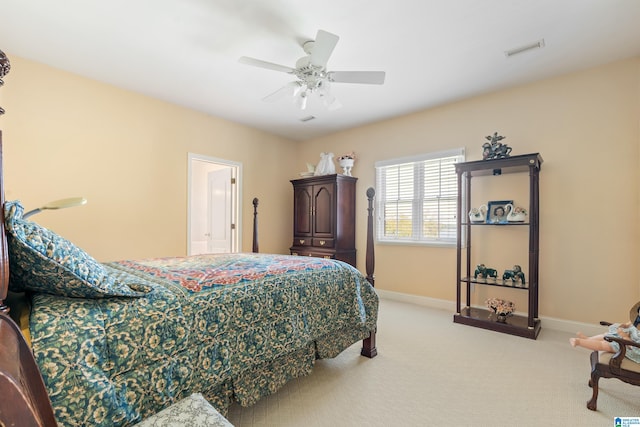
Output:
[
  {"xmin": 239, "ymin": 29, "xmax": 386, "ymax": 112},
  {"xmin": 296, "ymin": 92, "xmax": 308, "ymax": 110}
]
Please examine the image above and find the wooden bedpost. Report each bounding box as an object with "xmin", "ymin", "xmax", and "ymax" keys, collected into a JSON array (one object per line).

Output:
[
  {"xmin": 252, "ymin": 197, "xmax": 259, "ymax": 253},
  {"xmin": 0, "ymin": 134, "xmax": 9, "ymax": 314},
  {"xmin": 365, "ymin": 187, "xmax": 375, "ymax": 287},
  {"xmin": 0, "ymin": 49, "xmax": 10, "ymax": 313},
  {"xmin": 361, "ymin": 187, "xmax": 377, "ymax": 358}
]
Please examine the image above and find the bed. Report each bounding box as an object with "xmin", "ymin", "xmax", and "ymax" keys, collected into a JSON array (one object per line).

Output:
[{"xmin": 0, "ymin": 52, "xmax": 378, "ymax": 427}]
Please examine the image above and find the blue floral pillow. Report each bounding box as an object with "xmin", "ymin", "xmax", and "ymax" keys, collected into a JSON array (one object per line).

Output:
[{"xmin": 4, "ymin": 200, "xmax": 145, "ymax": 298}]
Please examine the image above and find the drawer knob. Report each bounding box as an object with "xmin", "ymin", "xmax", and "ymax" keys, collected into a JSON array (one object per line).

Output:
[
  {"xmin": 319, "ymin": 240, "xmax": 326, "ymax": 246},
  {"xmin": 299, "ymin": 239, "xmax": 305, "ymax": 244}
]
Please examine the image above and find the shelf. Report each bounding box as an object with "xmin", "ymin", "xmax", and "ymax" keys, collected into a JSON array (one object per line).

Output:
[
  {"xmin": 454, "ymin": 153, "xmax": 543, "ymax": 176},
  {"xmin": 454, "ymin": 307, "xmax": 541, "ymax": 339},
  {"xmin": 461, "ymin": 278, "xmax": 528, "ymax": 289}
]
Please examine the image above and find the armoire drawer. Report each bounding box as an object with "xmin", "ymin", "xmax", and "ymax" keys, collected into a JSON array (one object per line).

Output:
[{"xmin": 312, "ymin": 238, "xmax": 335, "ymax": 248}]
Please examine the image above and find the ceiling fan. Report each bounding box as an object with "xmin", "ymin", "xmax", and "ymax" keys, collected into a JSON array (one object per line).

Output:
[{"xmin": 239, "ymin": 29, "xmax": 385, "ymax": 111}]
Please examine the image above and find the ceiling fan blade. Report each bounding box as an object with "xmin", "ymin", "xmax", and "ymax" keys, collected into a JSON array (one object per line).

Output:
[
  {"xmin": 328, "ymin": 71, "xmax": 386, "ymax": 84},
  {"xmin": 309, "ymin": 30, "xmax": 339, "ymax": 68},
  {"xmin": 239, "ymin": 56, "xmax": 295, "ymax": 74},
  {"xmin": 262, "ymin": 81, "xmax": 302, "ymax": 102}
]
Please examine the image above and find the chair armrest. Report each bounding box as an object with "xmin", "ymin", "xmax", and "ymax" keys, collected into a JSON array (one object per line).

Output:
[
  {"xmin": 603, "ymin": 335, "xmax": 640, "ymax": 373},
  {"xmin": 604, "ymin": 335, "xmax": 640, "ymax": 349}
]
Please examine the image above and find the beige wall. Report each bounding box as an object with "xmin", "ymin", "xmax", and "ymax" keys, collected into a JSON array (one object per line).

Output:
[
  {"xmin": 1, "ymin": 55, "xmax": 299, "ymax": 260},
  {"xmin": 1, "ymin": 54, "xmax": 639, "ymax": 325},
  {"xmin": 300, "ymin": 57, "xmax": 640, "ymax": 325}
]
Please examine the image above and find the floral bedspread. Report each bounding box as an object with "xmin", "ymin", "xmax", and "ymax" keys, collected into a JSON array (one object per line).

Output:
[{"xmin": 29, "ymin": 253, "xmax": 378, "ymax": 427}]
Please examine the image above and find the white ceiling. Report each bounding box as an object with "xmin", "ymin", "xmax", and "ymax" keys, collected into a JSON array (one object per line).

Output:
[{"xmin": 1, "ymin": 0, "xmax": 640, "ymax": 141}]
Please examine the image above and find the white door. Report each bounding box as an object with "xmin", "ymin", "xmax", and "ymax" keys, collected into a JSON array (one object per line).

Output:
[
  {"xmin": 207, "ymin": 168, "xmax": 232, "ymax": 253},
  {"xmin": 188, "ymin": 154, "xmax": 241, "ymax": 255}
]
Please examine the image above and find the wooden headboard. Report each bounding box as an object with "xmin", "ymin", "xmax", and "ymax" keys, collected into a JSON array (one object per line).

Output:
[
  {"xmin": 0, "ymin": 48, "xmax": 11, "ymax": 314},
  {"xmin": 0, "ymin": 48, "xmax": 59, "ymax": 426},
  {"xmin": 0, "ymin": 134, "xmax": 9, "ymax": 315}
]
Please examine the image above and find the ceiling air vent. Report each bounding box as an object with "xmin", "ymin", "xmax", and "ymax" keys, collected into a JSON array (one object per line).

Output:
[
  {"xmin": 300, "ymin": 116, "xmax": 316, "ymax": 122},
  {"xmin": 504, "ymin": 39, "xmax": 545, "ymax": 57}
]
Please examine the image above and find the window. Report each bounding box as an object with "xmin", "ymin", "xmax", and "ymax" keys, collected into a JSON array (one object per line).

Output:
[{"xmin": 375, "ymin": 148, "xmax": 464, "ymax": 245}]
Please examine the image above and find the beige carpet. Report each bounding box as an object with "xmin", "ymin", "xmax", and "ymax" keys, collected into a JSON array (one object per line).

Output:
[{"xmin": 226, "ymin": 298, "xmax": 640, "ymax": 426}]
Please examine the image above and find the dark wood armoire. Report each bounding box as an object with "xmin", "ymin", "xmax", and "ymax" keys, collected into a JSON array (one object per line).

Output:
[{"xmin": 290, "ymin": 174, "xmax": 357, "ymax": 267}]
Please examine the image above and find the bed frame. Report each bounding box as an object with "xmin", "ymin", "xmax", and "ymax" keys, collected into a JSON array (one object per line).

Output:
[{"xmin": 0, "ymin": 48, "xmax": 377, "ymax": 424}]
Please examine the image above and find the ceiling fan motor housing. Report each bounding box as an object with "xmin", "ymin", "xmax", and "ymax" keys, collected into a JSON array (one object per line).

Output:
[{"xmin": 295, "ymin": 56, "xmax": 328, "ymax": 92}]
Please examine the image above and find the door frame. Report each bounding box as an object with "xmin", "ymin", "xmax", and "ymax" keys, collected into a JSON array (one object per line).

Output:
[{"xmin": 187, "ymin": 153, "xmax": 242, "ymax": 255}]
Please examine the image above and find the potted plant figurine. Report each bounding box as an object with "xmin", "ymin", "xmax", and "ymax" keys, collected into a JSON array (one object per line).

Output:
[
  {"xmin": 337, "ymin": 152, "xmax": 356, "ymax": 176},
  {"xmin": 485, "ymin": 298, "xmax": 515, "ymax": 323}
]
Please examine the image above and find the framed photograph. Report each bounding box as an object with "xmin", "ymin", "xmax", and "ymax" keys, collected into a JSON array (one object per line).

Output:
[{"xmin": 486, "ymin": 200, "xmax": 512, "ymax": 224}]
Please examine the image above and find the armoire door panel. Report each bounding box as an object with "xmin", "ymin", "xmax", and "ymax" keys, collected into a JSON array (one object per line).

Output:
[
  {"xmin": 293, "ymin": 187, "xmax": 313, "ymax": 236},
  {"xmin": 313, "ymin": 185, "xmax": 334, "ymax": 237}
]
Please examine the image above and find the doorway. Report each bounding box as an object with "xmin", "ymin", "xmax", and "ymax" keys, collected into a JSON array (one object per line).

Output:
[{"xmin": 188, "ymin": 153, "xmax": 241, "ymax": 255}]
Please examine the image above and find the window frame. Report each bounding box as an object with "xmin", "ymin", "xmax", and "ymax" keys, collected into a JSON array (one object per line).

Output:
[{"xmin": 374, "ymin": 148, "xmax": 465, "ymax": 247}]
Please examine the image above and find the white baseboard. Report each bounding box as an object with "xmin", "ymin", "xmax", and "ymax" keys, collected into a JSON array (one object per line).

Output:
[{"xmin": 376, "ymin": 289, "xmax": 603, "ymax": 336}]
